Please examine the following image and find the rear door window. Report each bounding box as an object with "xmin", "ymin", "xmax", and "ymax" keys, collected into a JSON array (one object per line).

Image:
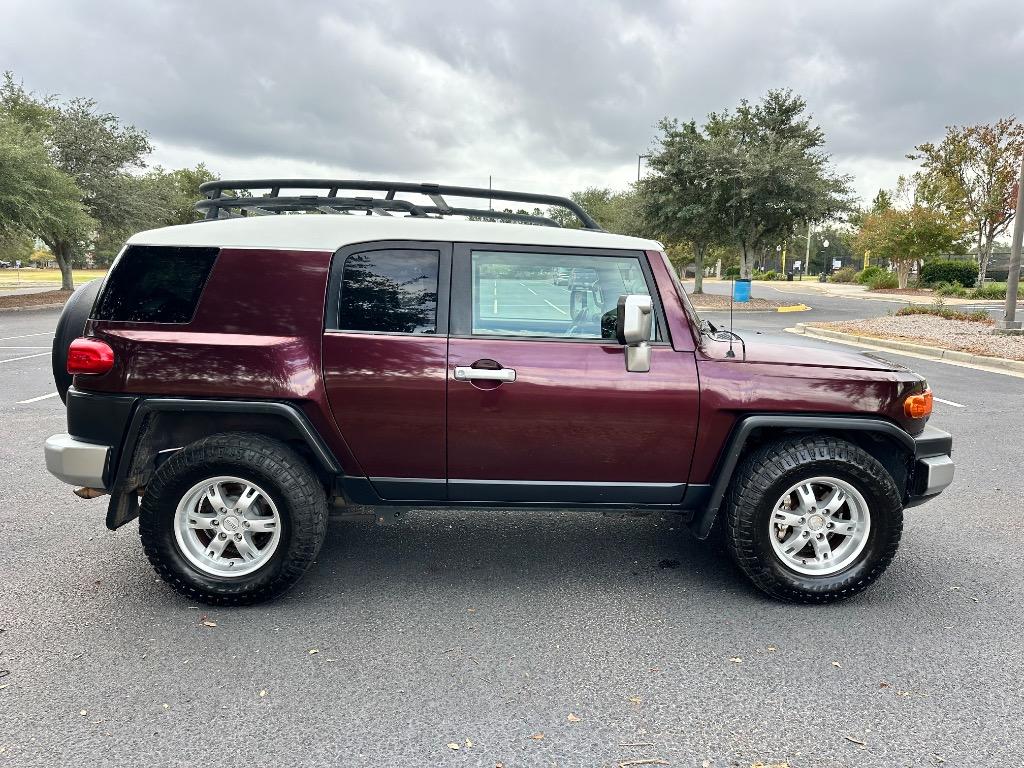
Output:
[
  {"xmin": 92, "ymin": 245, "xmax": 218, "ymax": 323},
  {"xmin": 336, "ymin": 249, "xmax": 439, "ymax": 334}
]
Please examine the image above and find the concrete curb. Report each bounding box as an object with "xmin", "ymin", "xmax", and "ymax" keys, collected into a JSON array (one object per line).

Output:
[
  {"xmin": 0, "ymin": 302, "xmax": 65, "ymax": 313},
  {"xmin": 793, "ymin": 323, "xmax": 1024, "ymax": 374},
  {"xmin": 776, "ymin": 304, "xmax": 811, "ymax": 313}
]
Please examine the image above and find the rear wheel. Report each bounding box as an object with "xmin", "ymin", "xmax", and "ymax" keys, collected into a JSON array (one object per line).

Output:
[
  {"xmin": 139, "ymin": 433, "xmax": 327, "ymax": 605},
  {"xmin": 723, "ymin": 436, "xmax": 903, "ymax": 603}
]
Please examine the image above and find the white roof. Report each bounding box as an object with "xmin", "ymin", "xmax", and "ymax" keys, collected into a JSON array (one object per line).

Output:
[{"xmin": 126, "ymin": 215, "xmax": 663, "ymax": 252}]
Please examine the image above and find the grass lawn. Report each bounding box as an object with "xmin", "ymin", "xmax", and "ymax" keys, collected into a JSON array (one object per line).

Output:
[{"xmin": 0, "ymin": 268, "xmax": 107, "ymax": 289}]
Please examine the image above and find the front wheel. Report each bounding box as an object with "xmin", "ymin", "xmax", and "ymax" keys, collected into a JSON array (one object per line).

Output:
[
  {"xmin": 723, "ymin": 436, "xmax": 903, "ymax": 603},
  {"xmin": 139, "ymin": 433, "xmax": 328, "ymax": 605}
]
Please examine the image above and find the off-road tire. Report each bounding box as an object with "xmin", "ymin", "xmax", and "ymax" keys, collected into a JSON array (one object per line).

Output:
[
  {"xmin": 139, "ymin": 432, "xmax": 328, "ymax": 605},
  {"xmin": 723, "ymin": 436, "xmax": 903, "ymax": 603}
]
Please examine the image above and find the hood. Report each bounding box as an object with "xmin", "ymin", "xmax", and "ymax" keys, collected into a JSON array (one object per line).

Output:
[{"xmin": 702, "ymin": 338, "xmax": 908, "ymax": 372}]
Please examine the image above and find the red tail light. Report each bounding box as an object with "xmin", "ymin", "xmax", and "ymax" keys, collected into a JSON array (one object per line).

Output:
[{"xmin": 67, "ymin": 338, "xmax": 115, "ymax": 375}]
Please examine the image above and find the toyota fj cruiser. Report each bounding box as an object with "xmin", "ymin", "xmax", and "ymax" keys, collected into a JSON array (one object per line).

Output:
[{"xmin": 44, "ymin": 180, "xmax": 954, "ymax": 605}]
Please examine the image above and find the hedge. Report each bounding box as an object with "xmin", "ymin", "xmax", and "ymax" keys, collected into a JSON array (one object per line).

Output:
[{"xmin": 920, "ymin": 260, "xmax": 978, "ymax": 288}]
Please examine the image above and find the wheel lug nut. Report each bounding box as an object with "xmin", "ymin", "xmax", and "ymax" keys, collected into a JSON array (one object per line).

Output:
[
  {"xmin": 802, "ymin": 531, "xmax": 809, "ymax": 538},
  {"xmin": 211, "ymin": 519, "xmax": 219, "ymax": 526},
  {"xmin": 798, "ymin": 517, "xmax": 805, "ymax": 524},
  {"xmin": 243, "ymin": 521, "xmax": 251, "ymax": 528},
  {"xmin": 234, "ymin": 533, "xmax": 242, "ymax": 541},
  {"xmin": 827, "ymin": 522, "xmax": 834, "ymax": 529},
  {"xmin": 817, "ymin": 533, "xmax": 824, "ymax": 540},
  {"xmin": 219, "ymin": 532, "xmax": 227, "ymax": 540}
]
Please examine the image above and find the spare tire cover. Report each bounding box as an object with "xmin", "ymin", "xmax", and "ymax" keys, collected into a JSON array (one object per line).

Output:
[{"xmin": 51, "ymin": 279, "xmax": 103, "ymax": 403}]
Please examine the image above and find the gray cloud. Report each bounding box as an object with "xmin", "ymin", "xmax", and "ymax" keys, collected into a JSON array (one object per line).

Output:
[{"xmin": 3, "ymin": 0, "xmax": 1022, "ymax": 201}]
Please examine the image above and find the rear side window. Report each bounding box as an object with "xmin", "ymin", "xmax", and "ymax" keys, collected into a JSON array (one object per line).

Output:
[
  {"xmin": 337, "ymin": 249, "xmax": 439, "ymax": 334},
  {"xmin": 92, "ymin": 245, "xmax": 218, "ymax": 323}
]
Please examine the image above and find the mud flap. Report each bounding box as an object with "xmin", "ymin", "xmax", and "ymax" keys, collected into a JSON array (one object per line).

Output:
[{"xmin": 105, "ymin": 490, "xmax": 139, "ymax": 530}]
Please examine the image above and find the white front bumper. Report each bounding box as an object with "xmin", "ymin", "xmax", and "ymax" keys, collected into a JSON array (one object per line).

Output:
[{"xmin": 44, "ymin": 433, "xmax": 109, "ymax": 488}]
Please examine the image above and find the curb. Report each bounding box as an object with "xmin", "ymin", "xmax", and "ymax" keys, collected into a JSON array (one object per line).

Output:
[
  {"xmin": 792, "ymin": 323, "xmax": 1024, "ymax": 374},
  {"xmin": 0, "ymin": 303, "xmax": 65, "ymax": 313},
  {"xmin": 777, "ymin": 304, "xmax": 811, "ymax": 313}
]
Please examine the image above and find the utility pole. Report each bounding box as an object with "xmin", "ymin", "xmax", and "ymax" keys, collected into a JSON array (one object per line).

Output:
[
  {"xmin": 805, "ymin": 223, "xmax": 813, "ymax": 277},
  {"xmin": 996, "ymin": 151, "xmax": 1023, "ymax": 333}
]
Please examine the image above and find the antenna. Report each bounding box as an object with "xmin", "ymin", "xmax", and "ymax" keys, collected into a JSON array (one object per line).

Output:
[{"xmin": 726, "ymin": 279, "xmax": 736, "ymax": 358}]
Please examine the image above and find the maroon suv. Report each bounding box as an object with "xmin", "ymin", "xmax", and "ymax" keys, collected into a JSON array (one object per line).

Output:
[{"xmin": 44, "ymin": 180, "xmax": 954, "ymax": 605}]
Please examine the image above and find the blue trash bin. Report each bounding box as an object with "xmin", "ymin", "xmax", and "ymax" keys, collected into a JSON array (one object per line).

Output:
[{"xmin": 733, "ymin": 278, "xmax": 751, "ymax": 303}]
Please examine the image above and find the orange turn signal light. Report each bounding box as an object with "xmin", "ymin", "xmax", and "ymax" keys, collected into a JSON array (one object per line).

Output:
[{"xmin": 904, "ymin": 389, "xmax": 933, "ymax": 419}]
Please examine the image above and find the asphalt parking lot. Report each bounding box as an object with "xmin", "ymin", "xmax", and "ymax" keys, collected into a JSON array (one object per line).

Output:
[{"xmin": 1, "ymin": 295, "xmax": 1022, "ymax": 768}]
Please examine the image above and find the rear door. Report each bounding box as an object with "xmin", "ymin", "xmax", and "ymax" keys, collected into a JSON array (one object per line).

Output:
[
  {"xmin": 446, "ymin": 244, "xmax": 699, "ymax": 504},
  {"xmin": 322, "ymin": 241, "xmax": 451, "ymax": 500}
]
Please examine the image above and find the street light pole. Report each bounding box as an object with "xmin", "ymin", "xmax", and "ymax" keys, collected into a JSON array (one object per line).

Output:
[
  {"xmin": 996, "ymin": 151, "xmax": 1023, "ymax": 332},
  {"xmin": 637, "ymin": 154, "xmax": 650, "ymax": 182}
]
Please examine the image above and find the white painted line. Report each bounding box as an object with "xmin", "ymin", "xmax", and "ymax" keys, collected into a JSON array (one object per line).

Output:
[
  {"xmin": 543, "ymin": 299, "xmax": 568, "ymax": 316},
  {"xmin": 18, "ymin": 391, "xmax": 59, "ymax": 404},
  {"xmin": 0, "ymin": 352, "xmax": 49, "ymax": 364},
  {"xmin": 934, "ymin": 397, "xmax": 966, "ymax": 408},
  {"xmin": 0, "ymin": 331, "xmax": 53, "ymax": 342},
  {"xmin": 0, "ymin": 346, "xmax": 51, "ymax": 349}
]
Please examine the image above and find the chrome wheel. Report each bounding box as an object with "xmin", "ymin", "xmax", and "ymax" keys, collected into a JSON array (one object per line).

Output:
[
  {"xmin": 769, "ymin": 476, "xmax": 870, "ymax": 576},
  {"xmin": 173, "ymin": 476, "xmax": 282, "ymax": 578}
]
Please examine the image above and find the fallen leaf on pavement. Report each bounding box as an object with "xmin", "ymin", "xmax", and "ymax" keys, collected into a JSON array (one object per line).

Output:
[
  {"xmin": 751, "ymin": 762, "xmax": 790, "ymax": 768},
  {"xmin": 568, "ymin": 713, "xmax": 582, "ymax": 722},
  {"xmin": 79, "ymin": 710, "xmax": 87, "ymax": 716},
  {"xmin": 308, "ymin": 649, "xmax": 319, "ymax": 655},
  {"xmin": 529, "ymin": 732, "xmax": 544, "ymax": 740},
  {"xmin": 447, "ymin": 742, "xmax": 460, "ymax": 750},
  {"xmin": 201, "ymin": 617, "xmax": 217, "ymax": 628},
  {"xmin": 259, "ymin": 690, "xmax": 268, "ymax": 698},
  {"xmin": 832, "ymin": 661, "xmax": 842, "ymax": 668},
  {"xmin": 628, "ymin": 696, "xmax": 643, "ymax": 705},
  {"xmin": 844, "ymin": 735, "xmax": 867, "ymax": 746},
  {"xmin": 766, "ymin": 646, "xmax": 777, "ymax": 653},
  {"xmin": 729, "ymin": 657, "xmax": 743, "ymax": 663},
  {"xmin": 465, "ymin": 739, "xmax": 473, "ymax": 748},
  {"xmin": 617, "ymin": 759, "xmax": 669, "ymax": 767}
]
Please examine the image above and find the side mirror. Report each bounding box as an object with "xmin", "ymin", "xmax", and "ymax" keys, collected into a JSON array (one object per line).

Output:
[{"xmin": 615, "ymin": 294, "xmax": 652, "ymax": 372}]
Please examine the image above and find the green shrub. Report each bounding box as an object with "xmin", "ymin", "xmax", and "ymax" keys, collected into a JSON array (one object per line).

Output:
[
  {"xmin": 856, "ymin": 265, "xmax": 884, "ymax": 285},
  {"xmin": 935, "ymin": 280, "xmax": 969, "ymax": 298},
  {"xmin": 920, "ymin": 259, "xmax": 978, "ymax": 288},
  {"xmin": 867, "ymin": 272, "xmax": 899, "ymax": 290},
  {"xmin": 895, "ymin": 305, "xmax": 991, "ymax": 322},
  {"xmin": 724, "ymin": 266, "xmax": 740, "ymax": 278},
  {"xmin": 830, "ymin": 266, "xmax": 857, "ymax": 283},
  {"xmin": 753, "ymin": 270, "xmax": 778, "ymax": 281},
  {"xmin": 970, "ymin": 282, "xmax": 1007, "ymax": 300}
]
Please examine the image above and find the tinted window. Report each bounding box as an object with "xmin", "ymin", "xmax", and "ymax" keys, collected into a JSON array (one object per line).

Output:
[
  {"xmin": 470, "ymin": 250, "xmax": 655, "ymax": 340},
  {"xmin": 93, "ymin": 245, "xmax": 218, "ymax": 323},
  {"xmin": 337, "ymin": 250, "xmax": 439, "ymax": 334}
]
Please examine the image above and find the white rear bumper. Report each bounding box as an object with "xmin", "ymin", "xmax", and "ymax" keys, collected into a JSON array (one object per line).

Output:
[{"xmin": 44, "ymin": 433, "xmax": 109, "ymax": 488}]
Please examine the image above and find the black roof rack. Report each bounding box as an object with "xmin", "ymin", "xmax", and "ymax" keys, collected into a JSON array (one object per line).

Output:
[{"xmin": 195, "ymin": 179, "xmax": 602, "ymax": 230}]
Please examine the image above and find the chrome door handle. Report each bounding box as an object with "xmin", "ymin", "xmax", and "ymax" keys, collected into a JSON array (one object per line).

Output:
[{"xmin": 454, "ymin": 366, "xmax": 516, "ymax": 383}]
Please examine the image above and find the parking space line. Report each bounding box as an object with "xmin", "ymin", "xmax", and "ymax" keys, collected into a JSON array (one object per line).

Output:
[
  {"xmin": 0, "ymin": 332, "xmax": 53, "ymax": 342},
  {"xmin": 0, "ymin": 346, "xmax": 51, "ymax": 349},
  {"xmin": 18, "ymin": 391, "xmax": 59, "ymax": 404},
  {"xmin": 543, "ymin": 299, "xmax": 568, "ymax": 316},
  {"xmin": 934, "ymin": 397, "xmax": 966, "ymax": 408},
  {"xmin": 0, "ymin": 352, "xmax": 49, "ymax": 364}
]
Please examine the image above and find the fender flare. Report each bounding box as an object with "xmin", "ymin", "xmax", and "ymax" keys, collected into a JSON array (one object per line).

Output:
[{"xmin": 687, "ymin": 414, "xmax": 915, "ymax": 540}]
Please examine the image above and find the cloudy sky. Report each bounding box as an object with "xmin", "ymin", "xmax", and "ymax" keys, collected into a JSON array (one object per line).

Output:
[{"xmin": 3, "ymin": 0, "xmax": 1022, "ymax": 204}]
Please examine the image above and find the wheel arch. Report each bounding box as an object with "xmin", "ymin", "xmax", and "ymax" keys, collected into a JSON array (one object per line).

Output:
[
  {"xmin": 106, "ymin": 399, "xmax": 341, "ymax": 530},
  {"xmin": 687, "ymin": 415, "xmax": 915, "ymax": 540}
]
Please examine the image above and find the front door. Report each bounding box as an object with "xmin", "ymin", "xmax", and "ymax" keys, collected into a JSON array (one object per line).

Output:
[{"xmin": 446, "ymin": 245, "xmax": 699, "ymax": 505}]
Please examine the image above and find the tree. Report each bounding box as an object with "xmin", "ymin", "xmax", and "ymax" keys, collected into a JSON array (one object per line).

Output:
[
  {"xmin": 703, "ymin": 90, "xmax": 853, "ymax": 278},
  {"xmin": 549, "ymin": 186, "xmax": 643, "ymax": 235},
  {"xmin": 0, "ymin": 111, "xmax": 93, "ymax": 259},
  {"xmin": 910, "ymin": 118, "xmax": 1024, "ymax": 282},
  {"xmin": 854, "ymin": 205, "xmax": 968, "ymax": 288},
  {"xmin": 640, "ymin": 119, "xmax": 728, "ymax": 293},
  {"xmin": 1, "ymin": 74, "xmax": 151, "ymax": 289}
]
